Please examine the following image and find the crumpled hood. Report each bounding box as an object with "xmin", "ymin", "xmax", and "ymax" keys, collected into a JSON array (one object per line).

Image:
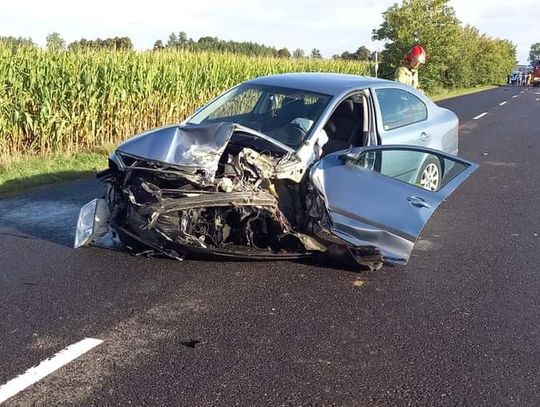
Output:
[{"xmin": 116, "ymin": 122, "xmax": 236, "ymax": 173}]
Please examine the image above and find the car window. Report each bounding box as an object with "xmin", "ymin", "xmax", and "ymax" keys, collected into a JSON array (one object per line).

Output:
[
  {"xmin": 375, "ymin": 88, "xmax": 428, "ymax": 130},
  {"xmin": 207, "ymin": 87, "xmax": 261, "ymax": 120},
  {"xmin": 407, "ymin": 92, "xmax": 427, "ymax": 122},
  {"xmin": 375, "ymin": 89, "xmax": 412, "ymax": 130},
  {"xmin": 356, "ymin": 149, "xmax": 467, "ymax": 192},
  {"xmin": 188, "ymin": 84, "xmax": 331, "ymax": 148}
]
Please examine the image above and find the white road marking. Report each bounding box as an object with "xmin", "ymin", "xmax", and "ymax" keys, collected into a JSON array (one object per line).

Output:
[
  {"xmin": 499, "ymin": 101, "xmax": 507, "ymax": 106},
  {"xmin": 512, "ymin": 95, "xmax": 520, "ymax": 98},
  {"xmin": 473, "ymin": 112, "xmax": 488, "ymax": 120},
  {"xmin": 0, "ymin": 338, "xmax": 103, "ymax": 404}
]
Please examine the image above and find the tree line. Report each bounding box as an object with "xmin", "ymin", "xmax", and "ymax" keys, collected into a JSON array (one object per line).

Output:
[
  {"xmin": 0, "ymin": 32, "xmax": 369, "ymax": 61},
  {"xmin": 155, "ymin": 31, "xmax": 342, "ymax": 59},
  {"xmin": 0, "ymin": 34, "xmax": 134, "ymax": 52}
]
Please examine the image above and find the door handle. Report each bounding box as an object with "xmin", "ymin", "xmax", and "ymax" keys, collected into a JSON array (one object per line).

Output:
[
  {"xmin": 407, "ymin": 196, "xmax": 431, "ymax": 209},
  {"xmin": 420, "ymin": 132, "xmax": 429, "ymax": 141}
]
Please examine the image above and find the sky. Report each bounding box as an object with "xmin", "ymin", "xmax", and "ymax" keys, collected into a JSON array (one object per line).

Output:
[{"xmin": 0, "ymin": 0, "xmax": 535, "ymax": 64}]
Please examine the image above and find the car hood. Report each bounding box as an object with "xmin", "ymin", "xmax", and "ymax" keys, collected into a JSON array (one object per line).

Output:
[
  {"xmin": 116, "ymin": 122, "xmax": 235, "ymax": 173},
  {"xmin": 116, "ymin": 122, "xmax": 294, "ymax": 175}
]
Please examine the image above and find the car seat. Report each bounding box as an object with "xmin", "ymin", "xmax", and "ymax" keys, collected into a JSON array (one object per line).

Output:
[{"xmin": 322, "ymin": 100, "xmax": 363, "ymax": 155}]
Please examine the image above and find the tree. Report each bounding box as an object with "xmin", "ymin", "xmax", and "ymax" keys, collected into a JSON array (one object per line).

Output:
[
  {"xmin": 354, "ymin": 46, "xmax": 371, "ymax": 61},
  {"xmin": 46, "ymin": 32, "xmax": 65, "ymax": 51},
  {"xmin": 167, "ymin": 32, "xmax": 178, "ymax": 48},
  {"xmin": 292, "ymin": 48, "xmax": 305, "ymax": 58},
  {"xmin": 114, "ymin": 37, "xmax": 133, "ymax": 50},
  {"xmin": 153, "ymin": 40, "xmax": 164, "ymax": 51},
  {"xmin": 373, "ymin": 0, "xmax": 515, "ymax": 89},
  {"xmin": 337, "ymin": 46, "xmax": 371, "ymax": 61},
  {"xmin": 529, "ymin": 42, "xmax": 540, "ymax": 63},
  {"xmin": 373, "ymin": 0, "xmax": 468, "ymax": 89},
  {"xmin": 178, "ymin": 31, "xmax": 188, "ymax": 45},
  {"xmin": 310, "ymin": 48, "xmax": 322, "ymax": 59},
  {"xmin": 276, "ymin": 48, "xmax": 291, "ymax": 58}
]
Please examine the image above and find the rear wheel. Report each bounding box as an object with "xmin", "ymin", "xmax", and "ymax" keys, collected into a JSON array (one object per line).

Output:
[{"xmin": 417, "ymin": 157, "xmax": 442, "ymax": 191}]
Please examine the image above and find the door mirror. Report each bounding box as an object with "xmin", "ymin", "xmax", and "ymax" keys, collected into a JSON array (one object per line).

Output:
[
  {"xmin": 357, "ymin": 150, "xmax": 378, "ymax": 170},
  {"xmin": 355, "ymin": 148, "xmax": 468, "ymax": 192}
]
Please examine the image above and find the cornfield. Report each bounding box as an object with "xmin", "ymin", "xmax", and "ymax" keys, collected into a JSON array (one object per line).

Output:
[{"xmin": 0, "ymin": 46, "xmax": 371, "ymax": 161}]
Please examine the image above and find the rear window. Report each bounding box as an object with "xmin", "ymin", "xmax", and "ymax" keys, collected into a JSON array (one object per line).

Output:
[
  {"xmin": 376, "ymin": 89, "xmax": 411, "ymax": 130},
  {"xmin": 375, "ymin": 88, "xmax": 427, "ymax": 131},
  {"xmin": 407, "ymin": 93, "xmax": 428, "ymax": 123}
]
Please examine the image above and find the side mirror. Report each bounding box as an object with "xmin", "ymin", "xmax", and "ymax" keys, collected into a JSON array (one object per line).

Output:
[
  {"xmin": 339, "ymin": 151, "xmax": 358, "ymax": 164},
  {"xmin": 339, "ymin": 150, "xmax": 377, "ymax": 170}
]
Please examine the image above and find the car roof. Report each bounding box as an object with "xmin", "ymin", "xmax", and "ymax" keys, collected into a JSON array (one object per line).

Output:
[{"xmin": 245, "ymin": 72, "xmax": 395, "ymax": 96}]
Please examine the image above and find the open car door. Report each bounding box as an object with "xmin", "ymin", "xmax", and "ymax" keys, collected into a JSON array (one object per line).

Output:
[{"xmin": 310, "ymin": 145, "xmax": 478, "ymax": 265}]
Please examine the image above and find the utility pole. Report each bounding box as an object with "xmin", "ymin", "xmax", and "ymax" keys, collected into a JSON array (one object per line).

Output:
[{"xmin": 374, "ymin": 50, "xmax": 379, "ymax": 78}]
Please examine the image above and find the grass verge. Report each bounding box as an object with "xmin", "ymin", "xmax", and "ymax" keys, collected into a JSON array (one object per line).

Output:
[
  {"xmin": 429, "ymin": 85, "xmax": 498, "ymax": 101},
  {"xmin": 0, "ymin": 84, "xmax": 500, "ymax": 197},
  {"xmin": 0, "ymin": 152, "xmax": 108, "ymax": 196}
]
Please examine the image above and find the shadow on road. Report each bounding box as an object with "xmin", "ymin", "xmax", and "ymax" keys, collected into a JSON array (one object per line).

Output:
[
  {"xmin": 0, "ymin": 170, "xmax": 98, "ymax": 197},
  {"xmin": 0, "ymin": 175, "xmax": 104, "ymax": 246}
]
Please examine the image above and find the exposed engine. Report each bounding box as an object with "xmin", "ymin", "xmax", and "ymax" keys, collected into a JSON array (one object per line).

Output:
[{"xmin": 101, "ymin": 139, "xmax": 326, "ymax": 260}]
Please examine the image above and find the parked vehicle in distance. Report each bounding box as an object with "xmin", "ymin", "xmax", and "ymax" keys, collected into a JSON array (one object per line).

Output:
[
  {"xmin": 75, "ymin": 73, "xmax": 477, "ymax": 270},
  {"xmin": 532, "ymin": 61, "xmax": 540, "ymax": 87}
]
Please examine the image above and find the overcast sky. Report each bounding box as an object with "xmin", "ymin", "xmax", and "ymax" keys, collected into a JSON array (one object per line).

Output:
[{"xmin": 0, "ymin": 0, "xmax": 534, "ymax": 64}]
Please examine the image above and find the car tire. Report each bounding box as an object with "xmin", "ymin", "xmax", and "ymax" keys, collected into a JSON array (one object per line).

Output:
[{"xmin": 417, "ymin": 157, "xmax": 442, "ymax": 191}]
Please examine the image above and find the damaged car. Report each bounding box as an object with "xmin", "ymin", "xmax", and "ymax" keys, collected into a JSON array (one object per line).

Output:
[{"xmin": 75, "ymin": 73, "xmax": 478, "ymax": 269}]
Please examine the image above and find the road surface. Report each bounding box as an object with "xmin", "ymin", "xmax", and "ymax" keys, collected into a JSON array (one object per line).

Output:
[{"xmin": 0, "ymin": 86, "xmax": 539, "ymax": 406}]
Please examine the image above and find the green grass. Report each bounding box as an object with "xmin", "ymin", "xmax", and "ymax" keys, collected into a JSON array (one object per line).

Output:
[
  {"xmin": 0, "ymin": 152, "xmax": 108, "ymax": 196},
  {"xmin": 429, "ymin": 85, "xmax": 498, "ymax": 101}
]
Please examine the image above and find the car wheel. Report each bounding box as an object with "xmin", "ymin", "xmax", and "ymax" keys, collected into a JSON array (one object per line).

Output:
[{"xmin": 417, "ymin": 157, "xmax": 442, "ymax": 191}]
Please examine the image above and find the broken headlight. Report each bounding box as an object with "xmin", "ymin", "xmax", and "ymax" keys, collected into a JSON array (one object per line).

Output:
[{"xmin": 74, "ymin": 199, "xmax": 110, "ymax": 249}]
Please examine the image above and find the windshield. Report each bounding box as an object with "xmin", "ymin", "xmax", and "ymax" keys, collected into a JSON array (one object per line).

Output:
[{"xmin": 187, "ymin": 84, "xmax": 332, "ymax": 148}]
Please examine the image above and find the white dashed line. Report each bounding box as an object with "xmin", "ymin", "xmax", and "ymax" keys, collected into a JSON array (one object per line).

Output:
[
  {"xmin": 473, "ymin": 112, "xmax": 488, "ymax": 120},
  {"xmin": 0, "ymin": 338, "xmax": 103, "ymax": 404},
  {"xmin": 499, "ymin": 101, "xmax": 507, "ymax": 106},
  {"xmin": 512, "ymin": 95, "xmax": 520, "ymax": 98}
]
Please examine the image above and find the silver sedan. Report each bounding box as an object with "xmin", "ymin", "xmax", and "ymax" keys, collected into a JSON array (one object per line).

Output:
[{"xmin": 75, "ymin": 73, "xmax": 477, "ymax": 269}]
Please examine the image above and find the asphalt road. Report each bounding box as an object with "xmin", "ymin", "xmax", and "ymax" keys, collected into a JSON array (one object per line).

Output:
[{"xmin": 0, "ymin": 86, "xmax": 539, "ymax": 406}]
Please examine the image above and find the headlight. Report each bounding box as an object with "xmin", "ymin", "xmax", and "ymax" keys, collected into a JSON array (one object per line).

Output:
[{"xmin": 74, "ymin": 199, "xmax": 110, "ymax": 249}]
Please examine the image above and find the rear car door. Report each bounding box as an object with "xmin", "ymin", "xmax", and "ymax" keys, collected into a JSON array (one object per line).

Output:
[
  {"xmin": 310, "ymin": 145, "xmax": 478, "ymax": 265},
  {"xmin": 373, "ymin": 87, "xmax": 435, "ymax": 148}
]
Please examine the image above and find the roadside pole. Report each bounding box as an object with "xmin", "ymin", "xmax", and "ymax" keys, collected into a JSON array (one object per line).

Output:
[{"xmin": 372, "ymin": 50, "xmax": 379, "ymax": 78}]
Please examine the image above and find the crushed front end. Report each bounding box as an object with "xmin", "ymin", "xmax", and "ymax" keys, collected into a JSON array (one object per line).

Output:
[{"xmin": 75, "ymin": 122, "xmax": 333, "ymax": 260}]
